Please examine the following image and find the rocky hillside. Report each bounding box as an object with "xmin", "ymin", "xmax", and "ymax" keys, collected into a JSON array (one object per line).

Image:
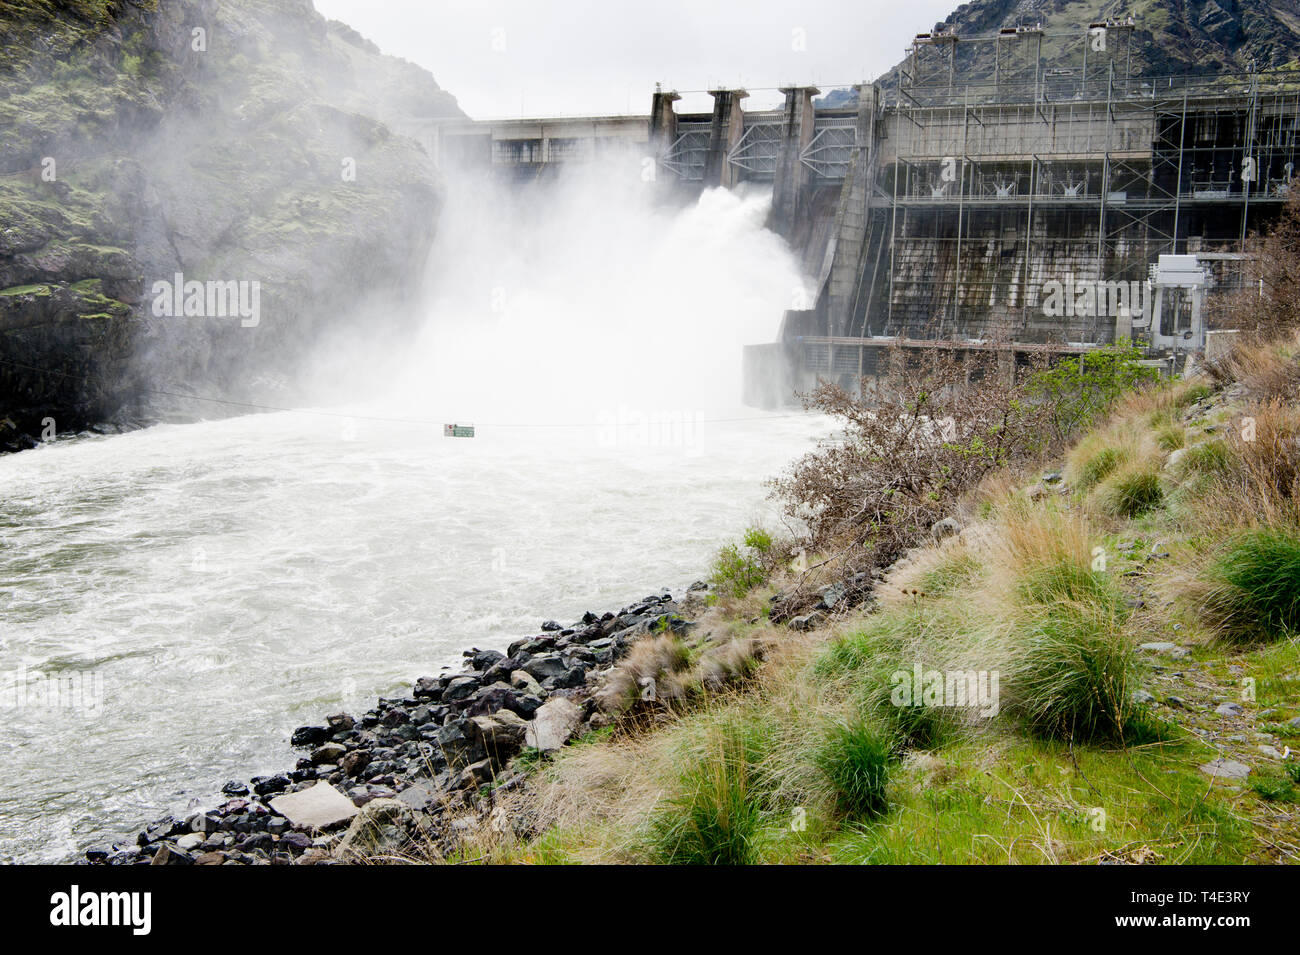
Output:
[
  {"xmin": 0, "ymin": 0, "xmax": 461, "ymax": 450},
  {"xmin": 928, "ymin": 0, "xmax": 1300, "ymax": 75},
  {"xmin": 818, "ymin": 0, "xmax": 1300, "ymax": 106}
]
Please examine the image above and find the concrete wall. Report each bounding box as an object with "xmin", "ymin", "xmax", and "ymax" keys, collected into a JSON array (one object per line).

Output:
[
  {"xmin": 876, "ymin": 102, "xmax": 1157, "ymax": 165},
  {"xmin": 431, "ymin": 115, "xmax": 652, "ymax": 172}
]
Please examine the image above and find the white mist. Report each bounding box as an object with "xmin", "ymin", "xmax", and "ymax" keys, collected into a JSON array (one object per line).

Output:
[
  {"xmin": 0, "ymin": 163, "xmax": 828, "ymax": 863},
  {"xmin": 386, "ymin": 161, "xmax": 807, "ymax": 423}
]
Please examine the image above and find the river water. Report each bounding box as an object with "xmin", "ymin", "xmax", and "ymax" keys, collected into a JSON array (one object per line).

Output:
[{"xmin": 0, "ymin": 178, "xmax": 826, "ymax": 862}]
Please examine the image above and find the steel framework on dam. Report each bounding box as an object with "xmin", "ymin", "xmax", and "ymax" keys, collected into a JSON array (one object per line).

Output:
[
  {"xmin": 659, "ymin": 106, "xmax": 856, "ymax": 183},
  {"xmin": 860, "ymin": 47, "xmax": 1300, "ymax": 346},
  {"xmin": 759, "ymin": 24, "xmax": 1300, "ymax": 404}
]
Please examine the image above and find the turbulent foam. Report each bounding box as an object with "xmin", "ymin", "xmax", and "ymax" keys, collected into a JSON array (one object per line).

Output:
[{"xmin": 0, "ymin": 172, "xmax": 822, "ymax": 862}]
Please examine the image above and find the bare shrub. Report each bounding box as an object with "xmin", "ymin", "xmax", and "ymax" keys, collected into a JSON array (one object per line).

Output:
[
  {"xmin": 766, "ymin": 348, "xmax": 1056, "ymax": 621},
  {"xmin": 592, "ymin": 624, "xmax": 773, "ymax": 722},
  {"xmin": 771, "ymin": 349, "xmax": 1044, "ymax": 560},
  {"xmin": 1186, "ymin": 397, "xmax": 1300, "ymax": 534},
  {"xmin": 593, "ymin": 635, "xmax": 692, "ymax": 716},
  {"xmin": 1207, "ymin": 194, "xmax": 1300, "ymax": 338}
]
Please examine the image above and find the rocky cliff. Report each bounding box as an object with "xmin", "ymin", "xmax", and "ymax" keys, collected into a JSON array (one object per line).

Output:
[
  {"xmin": 0, "ymin": 0, "xmax": 461, "ymax": 450},
  {"xmin": 926, "ymin": 0, "xmax": 1300, "ymax": 75},
  {"xmin": 818, "ymin": 0, "xmax": 1300, "ymax": 106}
]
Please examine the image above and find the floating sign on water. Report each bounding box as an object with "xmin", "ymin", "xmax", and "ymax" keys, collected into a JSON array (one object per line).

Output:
[{"xmin": 443, "ymin": 423, "xmax": 475, "ymax": 438}]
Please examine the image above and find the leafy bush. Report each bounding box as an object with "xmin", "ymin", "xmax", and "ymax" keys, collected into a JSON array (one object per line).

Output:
[
  {"xmin": 710, "ymin": 527, "xmax": 773, "ymax": 598},
  {"xmin": 814, "ymin": 719, "xmax": 893, "ymax": 819},
  {"xmin": 1097, "ymin": 465, "xmax": 1164, "ymax": 517},
  {"xmin": 1027, "ymin": 346, "xmax": 1162, "ymax": 445},
  {"xmin": 743, "ymin": 526, "xmax": 774, "ymax": 555},
  {"xmin": 1203, "ymin": 530, "xmax": 1300, "ymax": 642}
]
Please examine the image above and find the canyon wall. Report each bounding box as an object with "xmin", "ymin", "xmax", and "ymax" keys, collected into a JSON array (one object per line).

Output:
[{"xmin": 0, "ymin": 0, "xmax": 461, "ymax": 449}]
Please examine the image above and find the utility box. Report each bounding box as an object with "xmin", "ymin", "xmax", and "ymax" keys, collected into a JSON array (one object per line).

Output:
[{"xmin": 1148, "ymin": 254, "xmax": 1210, "ymax": 352}]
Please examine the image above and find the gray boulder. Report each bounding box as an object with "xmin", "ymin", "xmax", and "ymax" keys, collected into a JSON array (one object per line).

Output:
[
  {"xmin": 268, "ymin": 781, "xmax": 360, "ymax": 830},
  {"xmin": 522, "ymin": 653, "xmax": 569, "ymax": 682},
  {"xmin": 470, "ymin": 710, "xmax": 528, "ymax": 761},
  {"xmin": 931, "ymin": 517, "xmax": 962, "ymax": 541},
  {"xmin": 525, "ymin": 697, "xmax": 583, "ymax": 753},
  {"xmin": 334, "ymin": 798, "xmax": 416, "ymax": 860},
  {"xmin": 1199, "ymin": 758, "xmax": 1251, "ymax": 780}
]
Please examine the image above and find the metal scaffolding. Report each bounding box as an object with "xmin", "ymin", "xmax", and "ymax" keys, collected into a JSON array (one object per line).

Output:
[{"xmin": 865, "ymin": 24, "xmax": 1300, "ymax": 345}]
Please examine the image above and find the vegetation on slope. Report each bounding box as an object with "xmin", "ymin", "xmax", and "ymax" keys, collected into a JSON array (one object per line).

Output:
[
  {"xmin": 454, "ymin": 334, "xmax": 1299, "ymax": 865},
  {"xmin": 816, "ymin": 0, "xmax": 1300, "ymax": 107}
]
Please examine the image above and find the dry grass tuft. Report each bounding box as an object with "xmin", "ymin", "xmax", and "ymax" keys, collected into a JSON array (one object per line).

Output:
[
  {"xmin": 1176, "ymin": 398, "xmax": 1300, "ymax": 536},
  {"xmin": 1207, "ymin": 331, "xmax": 1300, "ymax": 403},
  {"xmin": 592, "ymin": 634, "xmax": 692, "ymax": 715}
]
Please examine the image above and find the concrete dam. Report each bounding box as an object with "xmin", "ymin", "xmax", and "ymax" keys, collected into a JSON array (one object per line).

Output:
[{"xmin": 414, "ymin": 23, "xmax": 1300, "ymax": 406}]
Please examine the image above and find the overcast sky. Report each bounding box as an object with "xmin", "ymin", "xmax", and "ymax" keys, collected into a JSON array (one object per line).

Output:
[{"xmin": 314, "ymin": 0, "xmax": 959, "ymax": 117}]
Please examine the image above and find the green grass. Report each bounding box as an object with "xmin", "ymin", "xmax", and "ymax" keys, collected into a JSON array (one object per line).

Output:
[
  {"xmin": 1246, "ymin": 638, "xmax": 1300, "ymax": 708},
  {"xmin": 816, "ymin": 606, "xmax": 971, "ymax": 749},
  {"xmin": 822, "ymin": 736, "xmax": 1252, "ymax": 864},
  {"xmin": 645, "ymin": 714, "xmax": 772, "ymax": 865},
  {"xmin": 1175, "ymin": 382, "xmax": 1212, "ymax": 409},
  {"xmin": 859, "ymin": 660, "xmax": 966, "ymax": 749},
  {"xmin": 1250, "ymin": 773, "xmax": 1299, "ymax": 802},
  {"xmin": 814, "ymin": 609, "xmax": 924, "ymax": 677},
  {"xmin": 1177, "ymin": 438, "xmax": 1232, "ymax": 478},
  {"xmin": 1205, "ymin": 530, "xmax": 1300, "ymax": 643},
  {"xmin": 0, "ymin": 284, "xmax": 52, "ymax": 297},
  {"xmin": 1016, "ymin": 560, "xmax": 1112, "ymax": 606},
  {"xmin": 1007, "ymin": 602, "xmax": 1143, "ymax": 743},
  {"xmin": 817, "ymin": 633, "xmax": 881, "ymax": 676},
  {"xmin": 1155, "ymin": 423, "xmax": 1185, "ymax": 450},
  {"xmin": 1097, "ymin": 465, "xmax": 1165, "ymax": 517},
  {"xmin": 814, "ymin": 719, "xmax": 894, "ymax": 819},
  {"xmin": 880, "ymin": 685, "xmax": 963, "ymax": 749},
  {"xmin": 1072, "ymin": 444, "xmax": 1129, "ymax": 491},
  {"xmin": 918, "ymin": 551, "xmax": 983, "ymax": 596}
]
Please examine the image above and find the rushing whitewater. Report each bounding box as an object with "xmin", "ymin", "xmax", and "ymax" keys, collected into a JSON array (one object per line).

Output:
[{"xmin": 0, "ymin": 168, "xmax": 826, "ymax": 862}]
